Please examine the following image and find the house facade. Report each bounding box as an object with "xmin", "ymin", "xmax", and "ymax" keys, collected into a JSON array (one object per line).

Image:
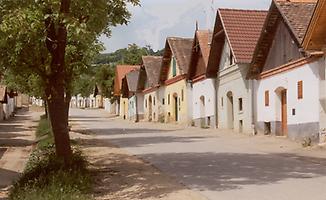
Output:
[
  {"xmin": 121, "ymin": 69, "xmax": 141, "ymax": 122},
  {"xmin": 247, "ymin": 0, "xmax": 322, "ymax": 142},
  {"xmin": 113, "ymin": 65, "xmax": 140, "ymax": 119},
  {"xmin": 160, "ymin": 37, "xmax": 193, "ymax": 124},
  {"xmin": 187, "ymin": 30, "xmax": 216, "ymax": 128},
  {"xmin": 138, "ymin": 56, "xmax": 163, "ymax": 122},
  {"xmin": 208, "ymin": 9, "xmax": 267, "ymax": 134}
]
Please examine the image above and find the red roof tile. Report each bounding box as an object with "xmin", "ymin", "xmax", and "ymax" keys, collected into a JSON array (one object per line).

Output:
[
  {"xmin": 114, "ymin": 65, "xmax": 140, "ymax": 96},
  {"xmin": 219, "ymin": 9, "xmax": 268, "ymax": 64}
]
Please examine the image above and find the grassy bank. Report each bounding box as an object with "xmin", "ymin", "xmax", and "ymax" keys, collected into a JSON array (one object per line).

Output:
[{"xmin": 9, "ymin": 116, "xmax": 92, "ymax": 200}]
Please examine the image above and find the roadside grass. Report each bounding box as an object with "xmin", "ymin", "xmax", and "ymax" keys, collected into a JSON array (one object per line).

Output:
[{"xmin": 9, "ymin": 115, "xmax": 93, "ymax": 200}]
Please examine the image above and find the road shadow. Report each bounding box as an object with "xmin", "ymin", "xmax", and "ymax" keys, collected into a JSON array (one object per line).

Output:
[
  {"xmin": 0, "ymin": 109, "xmax": 34, "ymax": 147},
  {"xmin": 89, "ymin": 150, "xmax": 191, "ymax": 199},
  {"xmin": 78, "ymin": 135, "xmax": 205, "ymax": 148},
  {"xmin": 139, "ymin": 152, "xmax": 326, "ymax": 192},
  {"xmin": 73, "ymin": 128, "xmax": 177, "ymax": 136},
  {"xmin": 0, "ymin": 148, "xmax": 6, "ymax": 160},
  {"xmin": 0, "ymin": 168, "xmax": 20, "ymax": 189}
]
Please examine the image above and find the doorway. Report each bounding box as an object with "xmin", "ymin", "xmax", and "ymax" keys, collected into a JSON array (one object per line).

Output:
[
  {"xmin": 227, "ymin": 91, "xmax": 234, "ymax": 129},
  {"xmin": 173, "ymin": 93, "xmax": 178, "ymax": 122},
  {"xmin": 281, "ymin": 89, "xmax": 288, "ymax": 136},
  {"xmin": 148, "ymin": 95, "xmax": 153, "ymax": 121},
  {"xmin": 200, "ymin": 96, "xmax": 206, "ymax": 127}
]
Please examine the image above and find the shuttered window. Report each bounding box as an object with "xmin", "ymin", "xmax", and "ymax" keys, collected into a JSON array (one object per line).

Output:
[
  {"xmin": 298, "ymin": 81, "xmax": 303, "ymax": 99},
  {"xmin": 265, "ymin": 90, "xmax": 269, "ymax": 107},
  {"xmin": 172, "ymin": 57, "xmax": 177, "ymax": 77}
]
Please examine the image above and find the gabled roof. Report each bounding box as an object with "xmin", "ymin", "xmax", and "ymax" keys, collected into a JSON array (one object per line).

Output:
[
  {"xmin": 248, "ymin": 0, "xmax": 316, "ymax": 79},
  {"xmin": 113, "ymin": 65, "xmax": 140, "ymax": 96},
  {"xmin": 160, "ymin": 37, "xmax": 193, "ymax": 82},
  {"xmin": 219, "ymin": 9, "xmax": 267, "ymax": 64},
  {"xmin": 126, "ymin": 69, "xmax": 140, "ymax": 93},
  {"xmin": 303, "ymin": 0, "xmax": 326, "ymax": 51},
  {"xmin": 206, "ymin": 9, "xmax": 267, "ymax": 77},
  {"xmin": 188, "ymin": 30, "xmax": 213, "ymax": 80},
  {"xmin": 142, "ymin": 56, "xmax": 162, "ymax": 88}
]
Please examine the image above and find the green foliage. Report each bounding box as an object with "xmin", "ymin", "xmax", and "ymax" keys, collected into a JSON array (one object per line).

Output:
[
  {"xmin": 35, "ymin": 116, "xmax": 54, "ymax": 149},
  {"xmin": 94, "ymin": 44, "xmax": 164, "ymax": 65},
  {"xmin": 0, "ymin": 0, "xmax": 140, "ymax": 97},
  {"xmin": 9, "ymin": 116, "xmax": 92, "ymax": 200},
  {"xmin": 9, "ymin": 147, "xmax": 92, "ymax": 200}
]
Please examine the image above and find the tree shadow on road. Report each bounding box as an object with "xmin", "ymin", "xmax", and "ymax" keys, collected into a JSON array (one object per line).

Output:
[
  {"xmin": 140, "ymin": 152, "xmax": 326, "ymax": 192},
  {"xmin": 73, "ymin": 128, "xmax": 177, "ymax": 136},
  {"xmin": 78, "ymin": 135, "xmax": 206, "ymax": 148}
]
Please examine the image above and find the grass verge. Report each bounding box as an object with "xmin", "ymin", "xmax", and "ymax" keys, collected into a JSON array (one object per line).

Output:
[{"xmin": 9, "ymin": 116, "xmax": 92, "ymax": 200}]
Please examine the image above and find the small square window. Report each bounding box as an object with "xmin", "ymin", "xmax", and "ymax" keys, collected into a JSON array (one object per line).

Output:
[
  {"xmin": 298, "ymin": 81, "xmax": 303, "ymax": 99},
  {"xmin": 162, "ymin": 98, "xmax": 165, "ymax": 105},
  {"xmin": 265, "ymin": 90, "xmax": 269, "ymax": 107}
]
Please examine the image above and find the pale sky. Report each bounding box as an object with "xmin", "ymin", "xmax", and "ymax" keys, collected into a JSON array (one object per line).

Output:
[{"xmin": 100, "ymin": 0, "xmax": 271, "ymax": 53}]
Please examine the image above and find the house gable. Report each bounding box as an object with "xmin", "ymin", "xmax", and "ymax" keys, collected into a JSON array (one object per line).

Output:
[
  {"xmin": 188, "ymin": 30, "xmax": 213, "ymax": 80},
  {"xmin": 263, "ymin": 20, "xmax": 302, "ymax": 72},
  {"xmin": 248, "ymin": 0, "xmax": 316, "ymax": 79},
  {"xmin": 160, "ymin": 37, "xmax": 193, "ymax": 83},
  {"xmin": 303, "ymin": 0, "xmax": 326, "ymax": 51}
]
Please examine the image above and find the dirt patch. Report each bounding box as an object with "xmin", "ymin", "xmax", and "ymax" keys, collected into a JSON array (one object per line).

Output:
[{"xmin": 71, "ymin": 132, "xmax": 206, "ymax": 200}]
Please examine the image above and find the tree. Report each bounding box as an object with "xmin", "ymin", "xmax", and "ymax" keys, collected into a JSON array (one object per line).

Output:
[{"xmin": 0, "ymin": 0, "xmax": 139, "ymax": 163}]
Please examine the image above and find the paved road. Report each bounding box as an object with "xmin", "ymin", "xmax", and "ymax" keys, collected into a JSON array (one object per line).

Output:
[
  {"xmin": 70, "ymin": 109, "xmax": 326, "ymax": 200},
  {"xmin": 0, "ymin": 108, "xmax": 41, "ymax": 198}
]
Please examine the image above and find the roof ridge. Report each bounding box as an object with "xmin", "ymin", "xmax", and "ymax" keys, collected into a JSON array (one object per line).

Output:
[{"xmin": 218, "ymin": 8, "xmax": 268, "ymax": 12}]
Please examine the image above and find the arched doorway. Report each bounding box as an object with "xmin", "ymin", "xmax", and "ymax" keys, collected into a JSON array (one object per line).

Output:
[
  {"xmin": 148, "ymin": 95, "xmax": 153, "ymax": 121},
  {"xmin": 275, "ymin": 87, "xmax": 287, "ymax": 136},
  {"xmin": 200, "ymin": 96, "xmax": 205, "ymax": 127},
  {"xmin": 226, "ymin": 91, "xmax": 234, "ymax": 129},
  {"xmin": 173, "ymin": 93, "xmax": 178, "ymax": 122}
]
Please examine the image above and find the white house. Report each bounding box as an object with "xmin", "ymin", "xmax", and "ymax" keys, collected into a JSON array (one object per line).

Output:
[
  {"xmin": 187, "ymin": 30, "xmax": 216, "ymax": 128},
  {"xmin": 138, "ymin": 56, "xmax": 164, "ymax": 122},
  {"xmin": 121, "ymin": 69, "xmax": 142, "ymax": 122},
  {"xmin": 247, "ymin": 0, "xmax": 322, "ymax": 142},
  {"xmin": 208, "ymin": 8, "xmax": 267, "ymax": 134}
]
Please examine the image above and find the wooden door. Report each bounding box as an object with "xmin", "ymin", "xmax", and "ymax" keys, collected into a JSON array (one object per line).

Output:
[
  {"xmin": 174, "ymin": 97, "xmax": 178, "ymax": 122},
  {"xmin": 281, "ymin": 90, "xmax": 287, "ymax": 136}
]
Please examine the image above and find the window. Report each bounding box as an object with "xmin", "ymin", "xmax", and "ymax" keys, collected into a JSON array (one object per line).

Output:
[
  {"xmin": 162, "ymin": 98, "xmax": 165, "ymax": 105},
  {"xmin": 153, "ymin": 97, "xmax": 156, "ymax": 106},
  {"xmin": 238, "ymin": 98, "xmax": 243, "ymax": 111},
  {"xmin": 172, "ymin": 57, "xmax": 177, "ymax": 77},
  {"xmin": 168, "ymin": 94, "xmax": 170, "ymax": 105},
  {"xmin": 298, "ymin": 80, "xmax": 303, "ymax": 99},
  {"xmin": 265, "ymin": 90, "xmax": 269, "ymax": 106},
  {"xmin": 145, "ymin": 99, "xmax": 147, "ymax": 108},
  {"xmin": 221, "ymin": 97, "xmax": 224, "ymax": 107},
  {"xmin": 181, "ymin": 89, "xmax": 184, "ymax": 101}
]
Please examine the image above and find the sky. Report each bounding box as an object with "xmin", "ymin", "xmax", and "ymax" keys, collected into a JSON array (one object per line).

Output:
[{"xmin": 100, "ymin": 0, "xmax": 271, "ymax": 53}]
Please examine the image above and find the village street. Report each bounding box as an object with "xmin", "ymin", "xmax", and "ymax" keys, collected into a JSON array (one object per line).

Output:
[{"xmin": 70, "ymin": 108, "xmax": 326, "ymax": 200}]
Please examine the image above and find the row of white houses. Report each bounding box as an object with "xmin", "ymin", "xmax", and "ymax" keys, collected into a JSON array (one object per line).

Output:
[
  {"xmin": 110, "ymin": 0, "xmax": 326, "ymax": 144},
  {"xmin": 0, "ymin": 86, "xmax": 29, "ymax": 120}
]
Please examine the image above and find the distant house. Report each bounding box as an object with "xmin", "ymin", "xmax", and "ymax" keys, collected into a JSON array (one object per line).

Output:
[
  {"xmin": 113, "ymin": 65, "xmax": 140, "ymax": 119},
  {"xmin": 138, "ymin": 56, "xmax": 163, "ymax": 122},
  {"xmin": 187, "ymin": 30, "xmax": 215, "ymax": 128},
  {"xmin": 121, "ymin": 69, "xmax": 141, "ymax": 122},
  {"xmin": 208, "ymin": 8, "xmax": 267, "ymax": 133},
  {"xmin": 0, "ymin": 86, "xmax": 7, "ymax": 120},
  {"xmin": 247, "ymin": 0, "xmax": 322, "ymax": 142},
  {"xmin": 160, "ymin": 37, "xmax": 193, "ymax": 124}
]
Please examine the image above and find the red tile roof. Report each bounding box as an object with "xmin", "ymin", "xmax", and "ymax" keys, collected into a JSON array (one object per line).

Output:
[
  {"xmin": 114, "ymin": 65, "xmax": 140, "ymax": 96},
  {"xmin": 218, "ymin": 9, "xmax": 268, "ymax": 64},
  {"xmin": 188, "ymin": 30, "xmax": 213, "ymax": 80}
]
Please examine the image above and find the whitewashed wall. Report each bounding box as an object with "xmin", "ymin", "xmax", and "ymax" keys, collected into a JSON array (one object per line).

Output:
[
  {"xmin": 255, "ymin": 59, "xmax": 323, "ymax": 141},
  {"xmin": 192, "ymin": 78, "xmax": 216, "ymax": 127},
  {"xmin": 128, "ymin": 95, "xmax": 137, "ymax": 121}
]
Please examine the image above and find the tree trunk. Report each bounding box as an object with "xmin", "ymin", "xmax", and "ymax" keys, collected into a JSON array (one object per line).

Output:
[{"xmin": 44, "ymin": 0, "xmax": 72, "ymax": 163}]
